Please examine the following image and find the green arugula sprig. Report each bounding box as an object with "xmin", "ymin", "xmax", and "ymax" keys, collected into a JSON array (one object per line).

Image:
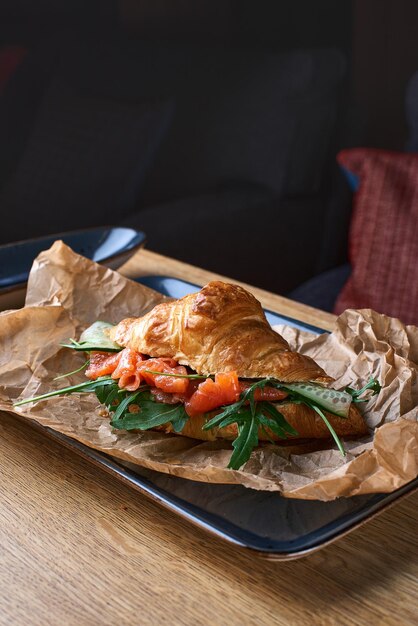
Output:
[
  {"xmin": 110, "ymin": 390, "xmax": 188, "ymax": 432},
  {"xmin": 53, "ymin": 359, "xmax": 90, "ymax": 380},
  {"xmin": 345, "ymin": 378, "xmax": 381, "ymax": 402},
  {"xmin": 14, "ymin": 376, "xmax": 189, "ymax": 433},
  {"xmin": 60, "ymin": 338, "xmax": 121, "ymax": 353},
  {"xmin": 203, "ymin": 380, "xmax": 298, "ymax": 469},
  {"xmin": 201, "ymin": 377, "xmax": 380, "ymax": 467},
  {"xmin": 61, "ymin": 321, "xmax": 122, "ymax": 353},
  {"xmin": 14, "ymin": 376, "xmax": 115, "ymax": 406},
  {"xmin": 95, "ymin": 381, "xmax": 189, "ymax": 433}
]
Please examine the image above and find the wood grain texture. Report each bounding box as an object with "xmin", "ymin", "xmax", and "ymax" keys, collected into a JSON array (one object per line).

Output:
[
  {"xmin": 1, "ymin": 412, "xmax": 417, "ymax": 626},
  {"xmin": 1, "ymin": 249, "xmax": 417, "ymax": 626}
]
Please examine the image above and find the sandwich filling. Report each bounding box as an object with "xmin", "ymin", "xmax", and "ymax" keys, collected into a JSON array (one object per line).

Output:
[
  {"xmin": 14, "ymin": 320, "xmax": 380, "ymax": 470},
  {"xmin": 85, "ymin": 348, "xmax": 288, "ymax": 418}
]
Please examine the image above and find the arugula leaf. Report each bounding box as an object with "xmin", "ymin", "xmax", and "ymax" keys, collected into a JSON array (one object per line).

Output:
[
  {"xmin": 103, "ymin": 384, "xmax": 121, "ymax": 408},
  {"xmin": 345, "ymin": 377, "xmax": 381, "ymax": 402},
  {"xmin": 202, "ymin": 381, "xmax": 300, "ymax": 470},
  {"xmin": 111, "ymin": 391, "xmax": 142, "ymax": 421},
  {"xmin": 110, "ymin": 392, "xmax": 188, "ymax": 431},
  {"xmin": 202, "ymin": 379, "xmax": 271, "ymax": 432},
  {"xmin": 258, "ymin": 414, "xmax": 287, "ymax": 439},
  {"xmin": 95, "ymin": 379, "xmax": 118, "ymax": 404},
  {"xmin": 203, "ymin": 405, "xmax": 241, "ymax": 431},
  {"xmin": 216, "ymin": 412, "xmax": 249, "ymax": 429},
  {"xmin": 53, "ymin": 359, "xmax": 90, "ymax": 380},
  {"xmin": 306, "ymin": 402, "xmax": 346, "ymax": 457},
  {"xmin": 61, "ymin": 321, "xmax": 121, "ymax": 352},
  {"xmin": 228, "ymin": 413, "xmax": 259, "ymax": 470},
  {"xmin": 14, "ymin": 376, "xmax": 114, "ymax": 406},
  {"xmin": 258, "ymin": 401, "xmax": 299, "ymax": 437},
  {"xmin": 170, "ymin": 411, "xmax": 189, "ymax": 433}
]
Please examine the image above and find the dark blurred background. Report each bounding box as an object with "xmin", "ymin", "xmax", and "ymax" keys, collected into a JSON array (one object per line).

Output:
[{"xmin": 0, "ymin": 0, "xmax": 417, "ymax": 299}]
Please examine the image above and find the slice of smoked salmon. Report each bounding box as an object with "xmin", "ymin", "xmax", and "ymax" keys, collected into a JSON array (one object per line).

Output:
[
  {"xmin": 186, "ymin": 371, "xmax": 240, "ymax": 417},
  {"xmin": 85, "ymin": 351, "xmax": 123, "ymax": 379},
  {"xmin": 111, "ymin": 348, "xmax": 144, "ymax": 390},
  {"xmin": 138, "ymin": 358, "xmax": 190, "ymax": 394}
]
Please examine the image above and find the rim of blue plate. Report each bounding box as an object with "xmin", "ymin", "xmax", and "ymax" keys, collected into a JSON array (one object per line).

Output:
[{"xmin": 0, "ymin": 226, "xmax": 146, "ymax": 290}]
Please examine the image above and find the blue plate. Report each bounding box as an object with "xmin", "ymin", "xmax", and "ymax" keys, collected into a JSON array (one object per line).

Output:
[
  {"xmin": 0, "ymin": 226, "xmax": 146, "ymax": 291},
  {"xmin": 29, "ymin": 276, "xmax": 418, "ymax": 559}
]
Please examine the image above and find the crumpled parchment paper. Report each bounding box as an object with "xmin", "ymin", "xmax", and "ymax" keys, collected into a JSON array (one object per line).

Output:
[{"xmin": 0, "ymin": 241, "xmax": 416, "ymax": 500}]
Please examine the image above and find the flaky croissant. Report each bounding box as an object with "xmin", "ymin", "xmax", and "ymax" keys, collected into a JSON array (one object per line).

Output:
[
  {"xmin": 110, "ymin": 281, "xmax": 331, "ymax": 384},
  {"xmin": 108, "ymin": 281, "xmax": 367, "ymax": 440}
]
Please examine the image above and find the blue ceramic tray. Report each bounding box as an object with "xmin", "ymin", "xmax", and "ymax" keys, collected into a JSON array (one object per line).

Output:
[
  {"xmin": 23, "ymin": 276, "xmax": 418, "ymax": 559},
  {"xmin": 0, "ymin": 226, "xmax": 146, "ymax": 291}
]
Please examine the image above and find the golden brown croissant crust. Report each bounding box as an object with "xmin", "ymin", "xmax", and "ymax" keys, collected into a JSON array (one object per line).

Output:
[{"xmin": 110, "ymin": 281, "xmax": 332, "ymax": 384}]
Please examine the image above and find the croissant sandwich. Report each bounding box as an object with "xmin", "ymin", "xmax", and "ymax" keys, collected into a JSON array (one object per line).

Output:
[{"xmin": 15, "ymin": 281, "xmax": 380, "ymax": 469}]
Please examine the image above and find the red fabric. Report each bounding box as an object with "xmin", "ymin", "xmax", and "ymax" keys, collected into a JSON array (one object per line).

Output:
[
  {"xmin": 335, "ymin": 148, "xmax": 418, "ymax": 326},
  {"xmin": 0, "ymin": 46, "xmax": 27, "ymax": 95}
]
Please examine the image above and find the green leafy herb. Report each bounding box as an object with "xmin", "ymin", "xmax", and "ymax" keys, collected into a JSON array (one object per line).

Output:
[
  {"xmin": 110, "ymin": 391, "xmax": 188, "ymax": 431},
  {"xmin": 202, "ymin": 376, "xmax": 362, "ymax": 467},
  {"xmin": 61, "ymin": 321, "xmax": 121, "ymax": 352},
  {"xmin": 202, "ymin": 379, "xmax": 271, "ymax": 432},
  {"xmin": 13, "ymin": 376, "xmax": 115, "ymax": 406},
  {"xmin": 225, "ymin": 400, "xmax": 301, "ymax": 470},
  {"xmin": 202, "ymin": 381, "xmax": 299, "ymax": 470},
  {"xmin": 94, "ymin": 379, "xmax": 118, "ymax": 404},
  {"xmin": 170, "ymin": 412, "xmax": 189, "ymax": 433},
  {"xmin": 111, "ymin": 391, "xmax": 142, "ymax": 421},
  {"xmin": 346, "ymin": 377, "xmax": 381, "ymax": 402},
  {"xmin": 100, "ymin": 384, "xmax": 120, "ymax": 408},
  {"xmin": 305, "ymin": 402, "xmax": 346, "ymax": 456},
  {"xmin": 53, "ymin": 359, "xmax": 90, "ymax": 380},
  {"xmin": 257, "ymin": 401, "xmax": 298, "ymax": 438},
  {"xmin": 228, "ymin": 412, "xmax": 259, "ymax": 470}
]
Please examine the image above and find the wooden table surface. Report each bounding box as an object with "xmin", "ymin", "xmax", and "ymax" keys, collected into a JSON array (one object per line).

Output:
[{"xmin": 1, "ymin": 248, "xmax": 417, "ymax": 626}]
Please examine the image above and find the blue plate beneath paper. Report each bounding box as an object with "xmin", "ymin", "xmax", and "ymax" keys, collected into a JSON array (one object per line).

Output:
[
  {"xmin": 28, "ymin": 276, "xmax": 417, "ymax": 560},
  {"xmin": 0, "ymin": 226, "xmax": 146, "ymax": 291}
]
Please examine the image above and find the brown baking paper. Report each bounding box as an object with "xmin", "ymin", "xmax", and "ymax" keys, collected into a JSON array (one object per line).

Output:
[{"xmin": 0, "ymin": 241, "xmax": 417, "ymax": 500}]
